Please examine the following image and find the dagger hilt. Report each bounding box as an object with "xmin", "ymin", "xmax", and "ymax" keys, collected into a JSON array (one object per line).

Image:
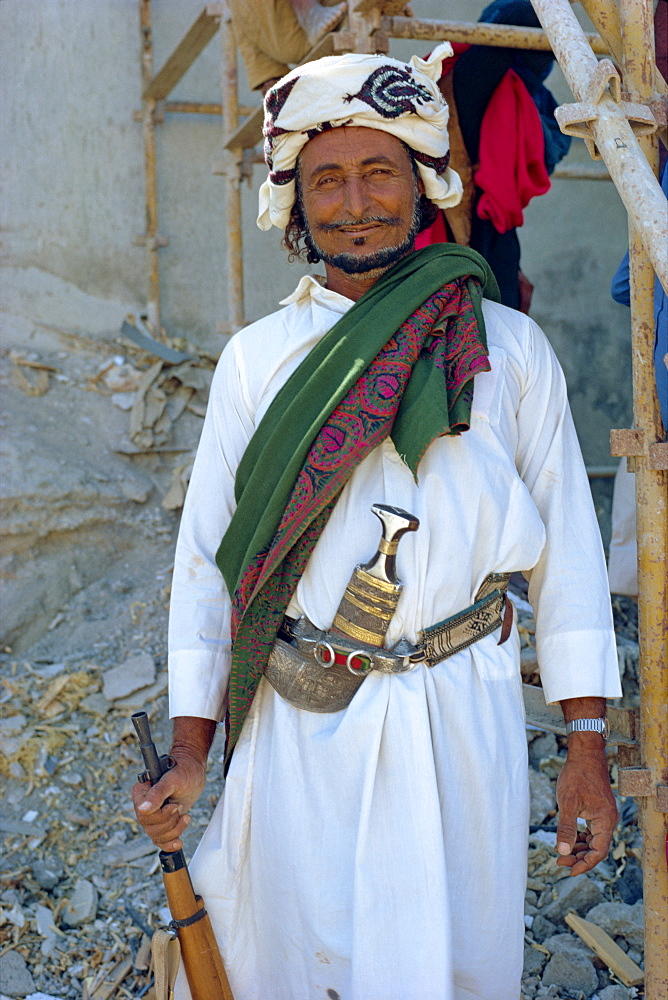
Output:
[
  {"xmin": 332, "ymin": 504, "xmax": 419, "ymax": 648},
  {"xmin": 362, "ymin": 504, "xmax": 420, "ymax": 586}
]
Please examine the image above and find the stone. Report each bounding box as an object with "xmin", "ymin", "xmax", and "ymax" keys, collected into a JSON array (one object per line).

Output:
[
  {"xmin": 523, "ymin": 943, "xmax": 547, "ymax": 976},
  {"xmin": 0, "ymin": 950, "xmax": 36, "ymax": 997},
  {"xmin": 616, "ymin": 861, "xmax": 643, "ymax": 905},
  {"xmin": 528, "ymin": 732, "xmax": 558, "ymax": 769},
  {"xmin": 102, "ymin": 652, "xmax": 155, "ymax": 701},
  {"xmin": 598, "ymin": 987, "xmax": 634, "ymax": 1000},
  {"xmin": 541, "ymin": 951, "xmax": 598, "ymax": 996},
  {"xmin": 585, "ymin": 900, "xmax": 644, "ymax": 949},
  {"xmin": 60, "ymin": 771, "xmax": 83, "ymax": 786},
  {"xmin": 541, "ymin": 874, "xmax": 604, "ymax": 924},
  {"xmin": 119, "ymin": 475, "xmax": 152, "ymax": 503},
  {"xmin": 24, "ymin": 994, "xmax": 66, "ymax": 1000},
  {"xmin": 65, "ymin": 801, "xmax": 93, "ymax": 826},
  {"xmin": 79, "ymin": 691, "xmax": 111, "ymax": 715},
  {"xmin": 531, "ymin": 914, "xmax": 558, "ymax": 942},
  {"xmin": 539, "ymin": 755, "xmax": 566, "ymax": 781},
  {"xmin": 4, "ymin": 903, "xmax": 25, "ymax": 929},
  {"xmin": 520, "ymin": 646, "xmax": 539, "ymax": 679},
  {"xmin": 0, "ymin": 714, "xmax": 27, "ymax": 735},
  {"xmin": 542, "ymin": 932, "xmax": 591, "ymax": 958},
  {"xmin": 35, "ymin": 904, "xmax": 56, "ymax": 936},
  {"xmin": 60, "ymin": 877, "xmax": 98, "ymax": 928},
  {"xmin": 529, "ymin": 769, "xmax": 556, "ymax": 826},
  {"xmin": 520, "ymin": 976, "xmax": 540, "ymax": 998},
  {"xmin": 31, "ymin": 856, "xmax": 64, "ymax": 891},
  {"xmin": 112, "ymin": 671, "xmax": 168, "ymax": 710}
]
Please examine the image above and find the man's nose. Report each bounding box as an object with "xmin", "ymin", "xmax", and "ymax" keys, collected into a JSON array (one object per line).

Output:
[{"xmin": 342, "ymin": 176, "xmax": 371, "ymax": 218}]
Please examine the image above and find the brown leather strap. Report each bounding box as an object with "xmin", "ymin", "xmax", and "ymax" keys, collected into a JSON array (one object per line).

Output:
[{"xmin": 497, "ymin": 594, "xmax": 514, "ymax": 646}]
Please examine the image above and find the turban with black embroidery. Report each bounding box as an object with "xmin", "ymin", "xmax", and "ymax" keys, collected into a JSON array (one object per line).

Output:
[{"xmin": 258, "ymin": 43, "xmax": 463, "ymax": 231}]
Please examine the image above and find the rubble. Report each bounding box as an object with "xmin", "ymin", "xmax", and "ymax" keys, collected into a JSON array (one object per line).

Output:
[
  {"xmin": 60, "ymin": 879, "xmax": 98, "ymax": 929},
  {"xmin": 585, "ymin": 901, "xmax": 645, "ymax": 951},
  {"xmin": 542, "ymin": 951, "xmax": 599, "ymax": 996},
  {"xmin": 102, "ymin": 653, "xmax": 156, "ymax": 702},
  {"xmin": 615, "ymin": 862, "xmax": 643, "ymax": 906},
  {"xmin": 0, "ymin": 950, "xmax": 36, "ymax": 997},
  {"xmin": 541, "ymin": 875, "xmax": 605, "ymax": 924},
  {"xmin": 598, "ymin": 986, "xmax": 636, "ymax": 1000},
  {"xmin": 528, "ymin": 768, "xmax": 557, "ymax": 826}
]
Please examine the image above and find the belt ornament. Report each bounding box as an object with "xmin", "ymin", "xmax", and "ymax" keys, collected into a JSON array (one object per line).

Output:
[{"xmin": 265, "ymin": 502, "xmax": 513, "ymax": 713}]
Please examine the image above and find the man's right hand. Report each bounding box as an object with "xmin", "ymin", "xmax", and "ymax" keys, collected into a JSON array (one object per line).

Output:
[
  {"xmin": 132, "ymin": 754, "xmax": 206, "ymax": 852},
  {"xmin": 131, "ymin": 716, "xmax": 218, "ymax": 852}
]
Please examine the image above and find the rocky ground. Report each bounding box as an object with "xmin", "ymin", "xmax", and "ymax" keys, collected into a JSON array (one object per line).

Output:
[{"xmin": 0, "ymin": 326, "xmax": 647, "ymax": 1000}]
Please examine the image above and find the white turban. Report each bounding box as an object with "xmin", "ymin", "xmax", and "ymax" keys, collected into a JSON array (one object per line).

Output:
[{"xmin": 257, "ymin": 43, "xmax": 463, "ymax": 231}]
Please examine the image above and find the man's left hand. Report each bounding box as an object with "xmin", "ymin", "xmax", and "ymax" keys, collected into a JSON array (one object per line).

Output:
[{"xmin": 555, "ymin": 734, "xmax": 618, "ymax": 876}]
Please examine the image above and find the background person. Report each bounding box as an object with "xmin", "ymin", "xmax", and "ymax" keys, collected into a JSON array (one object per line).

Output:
[
  {"xmin": 228, "ymin": 0, "xmax": 346, "ymax": 94},
  {"xmin": 416, "ymin": 0, "xmax": 571, "ymax": 311}
]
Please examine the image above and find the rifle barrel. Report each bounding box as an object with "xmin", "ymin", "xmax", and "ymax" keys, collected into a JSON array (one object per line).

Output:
[{"xmin": 131, "ymin": 711, "xmax": 163, "ymax": 785}]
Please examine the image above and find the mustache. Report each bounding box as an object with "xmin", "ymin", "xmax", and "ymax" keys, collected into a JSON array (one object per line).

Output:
[{"xmin": 315, "ymin": 216, "xmax": 401, "ymax": 232}]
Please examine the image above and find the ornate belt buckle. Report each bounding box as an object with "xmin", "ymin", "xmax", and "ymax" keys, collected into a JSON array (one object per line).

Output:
[
  {"xmin": 313, "ymin": 640, "xmax": 372, "ymax": 675},
  {"xmin": 313, "ymin": 641, "xmax": 336, "ymax": 668},
  {"xmin": 345, "ymin": 650, "xmax": 372, "ymax": 675}
]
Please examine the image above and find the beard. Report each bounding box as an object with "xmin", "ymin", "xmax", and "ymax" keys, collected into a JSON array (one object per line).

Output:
[{"xmin": 303, "ymin": 183, "xmax": 422, "ymax": 275}]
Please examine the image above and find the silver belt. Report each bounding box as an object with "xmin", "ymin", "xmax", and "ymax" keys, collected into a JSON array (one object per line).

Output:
[{"xmin": 265, "ymin": 573, "xmax": 512, "ymax": 713}]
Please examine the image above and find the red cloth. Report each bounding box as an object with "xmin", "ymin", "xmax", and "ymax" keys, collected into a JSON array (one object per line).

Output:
[
  {"xmin": 474, "ymin": 68, "xmax": 550, "ymax": 233},
  {"xmin": 439, "ymin": 41, "xmax": 470, "ymax": 76},
  {"xmin": 415, "ymin": 208, "xmax": 448, "ymax": 250},
  {"xmin": 417, "ymin": 56, "xmax": 551, "ymax": 245}
]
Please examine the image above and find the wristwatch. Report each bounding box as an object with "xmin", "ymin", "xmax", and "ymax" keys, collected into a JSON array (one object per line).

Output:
[{"xmin": 566, "ymin": 717, "xmax": 609, "ymax": 740}]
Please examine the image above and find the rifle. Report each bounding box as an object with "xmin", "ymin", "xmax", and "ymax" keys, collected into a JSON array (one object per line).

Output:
[{"xmin": 132, "ymin": 711, "xmax": 234, "ymax": 1000}]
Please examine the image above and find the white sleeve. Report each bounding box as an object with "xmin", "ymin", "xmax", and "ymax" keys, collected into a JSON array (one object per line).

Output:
[
  {"xmin": 168, "ymin": 338, "xmax": 255, "ymax": 721},
  {"xmin": 515, "ymin": 318, "xmax": 622, "ymax": 705}
]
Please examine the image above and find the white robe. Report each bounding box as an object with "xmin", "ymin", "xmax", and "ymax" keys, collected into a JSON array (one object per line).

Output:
[{"xmin": 168, "ymin": 276, "xmax": 621, "ymax": 1000}]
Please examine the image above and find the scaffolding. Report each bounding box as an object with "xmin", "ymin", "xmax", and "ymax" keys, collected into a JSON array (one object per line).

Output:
[{"xmin": 135, "ymin": 1, "xmax": 667, "ymax": 992}]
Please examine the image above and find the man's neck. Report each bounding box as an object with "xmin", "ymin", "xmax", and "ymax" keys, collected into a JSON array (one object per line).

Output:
[{"xmin": 323, "ymin": 264, "xmax": 388, "ymax": 301}]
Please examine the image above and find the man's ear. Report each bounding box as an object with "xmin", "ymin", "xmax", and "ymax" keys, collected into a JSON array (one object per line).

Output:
[{"xmin": 417, "ymin": 174, "xmax": 425, "ymax": 196}]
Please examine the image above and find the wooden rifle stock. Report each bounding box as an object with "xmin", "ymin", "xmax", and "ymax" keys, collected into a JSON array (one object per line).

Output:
[{"xmin": 132, "ymin": 712, "xmax": 234, "ymax": 1000}]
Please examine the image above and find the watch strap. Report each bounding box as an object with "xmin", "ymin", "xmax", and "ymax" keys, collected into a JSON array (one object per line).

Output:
[{"xmin": 567, "ymin": 717, "xmax": 609, "ymax": 740}]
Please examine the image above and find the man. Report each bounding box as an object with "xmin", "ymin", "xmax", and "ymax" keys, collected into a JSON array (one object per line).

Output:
[
  {"xmin": 229, "ymin": 0, "xmax": 347, "ymax": 94},
  {"xmin": 133, "ymin": 45, "xmax": 621, "ymax": 1000}
]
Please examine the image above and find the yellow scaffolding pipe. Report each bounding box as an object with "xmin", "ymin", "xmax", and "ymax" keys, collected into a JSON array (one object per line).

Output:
[
  {"xmin": 219, "ymin": 4, "xmax": 244, "ymax": 333},
  {"xmin": 617, "ymin": 0, "xmax": 668, "ymax": 994}
]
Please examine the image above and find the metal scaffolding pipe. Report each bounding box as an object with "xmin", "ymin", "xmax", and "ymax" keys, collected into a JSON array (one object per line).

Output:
[
  {"xmin": 531, "ymin": 0, "xmax": 667, "ymax": 292},
  {"xmin": 578, "ymin": 0, "xmax": 668, "ymax": 150},
  {"xmin": 387, "ymin": 15, "xmax": 608, "ymax": 53},
  {"xmin": 220, "ymin": 5, "xmax": 244, "ymax": 333},
  {"xmin": 139, "ymin": 0, "xmax": 161, "ymax": 333},
  {"xmin": 578, "ymin": 0, "xmax": 668, "ymax": 106},
  {"xmin": 618, "ymin": 1, "xmax": 668, "ymax": 991}
]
